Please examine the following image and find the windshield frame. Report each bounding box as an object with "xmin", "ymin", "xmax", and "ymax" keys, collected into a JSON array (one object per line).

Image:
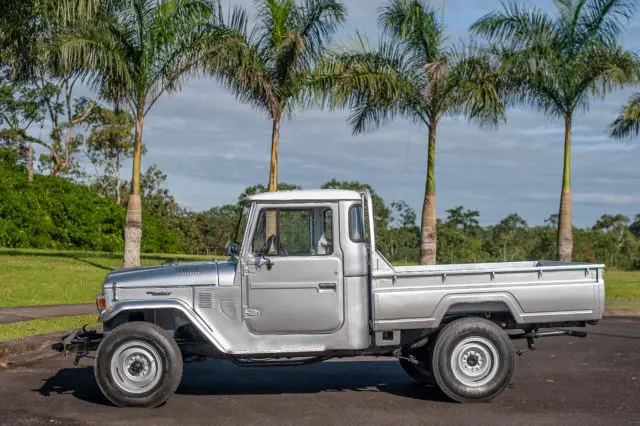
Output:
[{"xmin": 230, "ymin": 202, "xmax": 251, "ymax": 256}]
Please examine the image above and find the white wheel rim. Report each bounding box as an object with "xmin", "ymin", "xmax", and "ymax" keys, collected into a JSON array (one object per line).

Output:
[
  {"xmin": 450, "ymin": 336, "xmax": 500, "ymax": 388},
  {"xmin": 110, "ymin": 340, "xmax": 163, "ymax": 394}
]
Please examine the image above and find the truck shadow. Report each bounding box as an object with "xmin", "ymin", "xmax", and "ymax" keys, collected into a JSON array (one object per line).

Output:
[{"xmin": 34, "ymin": 360, "xmax": 451, "ymax": 406}]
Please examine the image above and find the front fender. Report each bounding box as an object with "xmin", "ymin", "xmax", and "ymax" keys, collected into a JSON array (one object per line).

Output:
[{"xmin": 99, "ymin": 299, "xmax": 230, "ymax": 353}]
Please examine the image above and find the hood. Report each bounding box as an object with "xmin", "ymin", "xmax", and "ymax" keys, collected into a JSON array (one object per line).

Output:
[{"xmin": 104, "ymin": 260, "xmax": 237, "ymax": 288}]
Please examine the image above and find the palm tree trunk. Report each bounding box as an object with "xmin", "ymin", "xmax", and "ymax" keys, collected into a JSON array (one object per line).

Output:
[
  {"xmin": 28, "ymin": 144, "xmax": 34, "ymax": 182},
  {"xmin": 123, "ymin": 113, "xmax": 144, "ymax": 268},
  {"xmin": 557, "ymin": 114, "xmax": 573, "ymax": 262},
  {"xmin": 420, "ymin": 124, "xmax": 437, "ymax": 264},
  {"xmin": 114, "ymin": 102, "xmax": 121, "ymax": 205},
  {"xmin": 266, "ymin": 118, "xmax": 280, "ymax": 245},
  {"xmin": 268, "ymin": 118, "xmax": 280, "ymax": 192},
  {"xmin": 115, "ymin": 153, "xmax": 121, "ymax": 205}
]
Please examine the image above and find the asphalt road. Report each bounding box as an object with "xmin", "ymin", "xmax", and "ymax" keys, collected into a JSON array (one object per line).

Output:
[{"xmin": 0, "ymin": 317, "xmax": 639, "ymax": 426}]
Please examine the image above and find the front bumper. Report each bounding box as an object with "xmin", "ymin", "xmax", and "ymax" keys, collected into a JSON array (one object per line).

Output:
[{"xmin": 52, "ymin": 326, "xmax": 104, "ymax": 365}]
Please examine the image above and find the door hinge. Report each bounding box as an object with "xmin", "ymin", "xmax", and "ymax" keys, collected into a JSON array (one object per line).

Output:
[{"xmin": 244, "ymin": 308, "xmax": 261, "ymax": 317}]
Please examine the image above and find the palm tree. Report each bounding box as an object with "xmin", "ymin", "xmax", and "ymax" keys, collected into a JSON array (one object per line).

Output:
[
  {"xmin": 610, "ymin": 92, "xmax": 640, "ymax": 139},
  {"xmin": 472, "ymin": 0, "xmax": 638, "ymax": 262},
  {"xmin": 61, "ymin": 0, "xmax": 224, "ymax": 267},
  {"xmin": 314, "ymin": 0, "xmax": 505, "ymax": 264},
  {"xmin": 206, "ymin": 0, "xmax": 346, "ymax": 192}
]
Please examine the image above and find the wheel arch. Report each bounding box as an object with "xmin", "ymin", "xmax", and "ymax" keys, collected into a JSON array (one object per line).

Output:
[
  {"xmin": 99, "ymin": 300, "xmax": 229, "ymax": 353},
  {"xmin": 433, "ymin": 293, "xmax": 524, "ymax": 327}
]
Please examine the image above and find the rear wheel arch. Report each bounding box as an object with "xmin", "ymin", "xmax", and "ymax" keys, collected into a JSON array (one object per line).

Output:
[{"xmin": 433, "ymin": 295, "xmax": 524, "ymax": 327}]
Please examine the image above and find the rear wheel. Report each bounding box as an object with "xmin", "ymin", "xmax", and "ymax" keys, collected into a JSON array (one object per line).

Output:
[
  {"xmin": 95, "ymin": 322, "xmax": 183, "ymax": 407},
  {"xmin": 399, "ymin": 346, "xmax": 434, "ymax": 383},
  {"xmin": 429, "ymin": 317, "xmax": 515, "ymax": 403}
]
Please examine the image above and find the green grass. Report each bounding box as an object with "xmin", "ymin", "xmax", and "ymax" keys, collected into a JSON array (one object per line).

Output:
[
  {"xmin": 604, "ymin": 270, "xmax": 640, "ymax": 301},
  {"xmin": 0, "ymin": 314, "xmax": 99, "ymax": 342},
  {"xmin": 0, "ymin": 248, "xmax": 225, "ymax": 307}
]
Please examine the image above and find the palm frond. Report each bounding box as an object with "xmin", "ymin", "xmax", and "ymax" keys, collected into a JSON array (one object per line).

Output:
[
  {"xmin": 577, "ymin": 0, "xmax": 637, "ymax": 46},
  {"xmin": 311, "ymin": 33, "xmax": 424, "ymax": 134},
  {"xmin": 296, "ymin": 0, "xmax": 346, "ymax": 60},
  {"xmin": 439, "ymin": 42, "xmax": 506, "ymax": 127},
  {"xmin": 610, "ymin": 92, "xmax": 640, "ymax": 139},
  {"xmin": 378, "ymin": 0, "xmax": 442, "ymax": 66},
  {"xmin": 471, "ymin": 0, "xmax": 558, "ymax": 48}
]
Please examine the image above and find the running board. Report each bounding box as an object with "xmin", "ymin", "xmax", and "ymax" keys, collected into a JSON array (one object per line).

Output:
[{"xmin": 228, "ymin": 355, "xmax": 333, "ymax": 367}]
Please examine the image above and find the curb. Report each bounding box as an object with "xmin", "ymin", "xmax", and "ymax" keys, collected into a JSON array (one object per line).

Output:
[
  {"xmin": 0, "ymin": 331, "xmax": 68, "ymax": 367},
  {"xmin": 603, "ymin": 309, "xmax": 640, "ymax": 317},
  {"xmin": 0, "ymin": 303, "xmax": 96, "ymax": 325}
]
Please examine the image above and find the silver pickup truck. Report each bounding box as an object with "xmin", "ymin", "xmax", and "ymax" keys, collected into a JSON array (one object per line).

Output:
[{"xmin": 56, "ymin": 189, "xmax": 605, "ymax": 408}]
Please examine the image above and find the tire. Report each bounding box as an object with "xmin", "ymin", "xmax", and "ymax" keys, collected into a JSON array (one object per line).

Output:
[
  {"xmin": 429, "ymin": 317, "xmax": 515, "ymax": 403},
  {"xmin": 95, "ymin": 322, "xmax": 183, "ymax": 408},
  {"xmin": 399, "ymin": 358, "xmax": 434, "ymax": 383},
  {"xmin": 399, "ymin": 346, "xmax": 434, "ymax": 383}
]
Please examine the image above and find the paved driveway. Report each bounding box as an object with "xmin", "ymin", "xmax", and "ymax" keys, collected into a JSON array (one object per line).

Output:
[{"xmin": 0, "ymin": 317, "xmax": 639, "ymax": 425}]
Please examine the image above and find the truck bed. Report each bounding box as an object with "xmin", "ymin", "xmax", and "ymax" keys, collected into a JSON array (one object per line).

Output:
[{"xmin": 370, "ymin": 253, "xmax": 605, "ymax": 331}]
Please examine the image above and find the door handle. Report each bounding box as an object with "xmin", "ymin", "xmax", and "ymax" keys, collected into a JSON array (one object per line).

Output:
[{"xmin": 318, "ymin": 282, "xmax": 336, "ymax": 292}]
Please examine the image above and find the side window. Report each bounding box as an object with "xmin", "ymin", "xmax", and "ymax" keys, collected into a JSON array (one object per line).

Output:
[
  {"xmin": 349, "ymin": 204, "xmax": 366, "ymax": 242},
  {"xmin": 251, "ymin": 207, "xmax": 334, "ymax": 256},
  {"xmin": 251, "ymin": 208, "xmax": 313, "ymax": 256},
  {"xmin": 279, "ymin": 210, "xmax": 311, "ymax": 254}
]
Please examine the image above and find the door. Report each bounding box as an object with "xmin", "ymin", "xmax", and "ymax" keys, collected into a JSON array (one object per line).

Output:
[{"xmin": 243, "ymin": 205, "xmax": 344, "ymax": 334}]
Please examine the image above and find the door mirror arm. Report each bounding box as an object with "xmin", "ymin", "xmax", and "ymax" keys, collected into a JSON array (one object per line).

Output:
[{"xmin": 258, "ymin": 255, "xmax": 273, "ymax": 270}]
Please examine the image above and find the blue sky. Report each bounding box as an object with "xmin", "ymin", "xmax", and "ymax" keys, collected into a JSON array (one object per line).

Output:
[{"xmin": 110, "ymin": 0, "xmax": 640, "ymax": 227}]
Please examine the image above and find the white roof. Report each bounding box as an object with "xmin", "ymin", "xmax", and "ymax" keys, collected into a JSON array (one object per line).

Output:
[{"xmin": 247, "ymin": 189, "xmax": 362, "ymax": 202}]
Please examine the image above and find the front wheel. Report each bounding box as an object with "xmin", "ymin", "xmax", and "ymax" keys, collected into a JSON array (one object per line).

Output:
[
  {"xmin": 429, "ymin": 317, "xmax": 515, "ymax": 403},
  {"xmin": 95, "ymin": 322, "xmax": 183, "ymax": 407}
]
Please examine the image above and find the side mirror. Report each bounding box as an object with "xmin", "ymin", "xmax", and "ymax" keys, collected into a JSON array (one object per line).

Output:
[{"xmin": 226, "ymin": 242, "xmax": 238, "ymax": 257}]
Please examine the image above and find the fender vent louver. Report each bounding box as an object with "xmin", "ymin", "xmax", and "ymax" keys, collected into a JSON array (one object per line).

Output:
[
  {"xmin": 177, "ymin": 266, "xmax": 200, "ymax": 275},
  {"xmin": 197, "ymin": 291, "xmax": 215, "ymax": 309}
]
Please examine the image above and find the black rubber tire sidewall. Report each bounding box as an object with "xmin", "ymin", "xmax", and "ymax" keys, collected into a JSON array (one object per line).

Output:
[
  {"xmin": 430, "ymin": 317, "xmax": 515, "ymax": 403},
  {"xmin": 399, "ymin": 345, "xmax": 434, "ymax": 384},
  {"xmin": 399, "ymin": 358, "xmax": 434, "ymax": 383},
  {"xmin": 95, "ymin": 322, "xmax": 183, "ymax": 408}
]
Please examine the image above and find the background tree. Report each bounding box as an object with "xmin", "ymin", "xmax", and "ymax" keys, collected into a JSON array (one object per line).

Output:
[
  {"xmin": 630, "ymin": 214, "xmax": 640, "ymax": 239},
  {"xmin": 61, "ymin": 0, "xmax": 221, "ymax": 267},
  {"xmin": 445, "ymin": 206, "xmax": 480, "ymax": 232},
  {"xmin": 315, "ymin": 0, "xmax": 505, "ymax": 264},
  {"xmin": 472, "ymin": 0, "xmax": 639, "ymax": 262},
  {"xmin": 486, "ymin": 213, "xmax": 528, "ymax": 262},
  {"xmin": 610, "ymin": 92, "xmax": 640, "ymax": 139},
  {"xmin": 208, "ymin": 0, "xmax": 346, "ymax": 192},
  {"xmin": 85, "ymin": 105, "xmax": 137, "ymax": 204},
  {"xmin": 0, "ymin": 73, "xmax": 48, "ymax": 179}
]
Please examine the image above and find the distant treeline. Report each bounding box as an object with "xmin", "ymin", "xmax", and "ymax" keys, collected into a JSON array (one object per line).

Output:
[{"xmin": 1, "ymin": 153, "xmax": 638, "ymax": 270}]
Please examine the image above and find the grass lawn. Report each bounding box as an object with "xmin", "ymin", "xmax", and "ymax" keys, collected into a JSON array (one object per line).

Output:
[
  {"xmin": 0, "ymin": 314, "xmax": 99, "ymax": 342},
  {"xmin": 603, "ymin": 270, "xmax": 640, "ymax": 301},
  {"xmin": 0, "ymin": 248, "xmax": 223, "ymax": 307}
]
